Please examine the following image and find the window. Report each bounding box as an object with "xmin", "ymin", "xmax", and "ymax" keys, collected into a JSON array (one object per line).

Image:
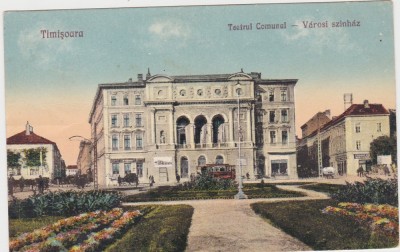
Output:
[
  {"xmin": 355, "ymin": 123, "xmax": 361, "ymax": 133},
  {"xmin": 281, "ymin": 110, "xmax": 288, "ymax": 122},
  {"xmin": 112, "ymin": 163, "xmax": 119, "ymax": 174},
  {"xmin": 123, "ymin": 114, "xmax": 130, "ymax": 127},
  {"xmin": 136, "ymin": 162, "xmax": 143, "ymax": 177},
  {"xmin": 135, "ymin": 114, "xmax": 142, "ymax": 127},
  {"xmin": 281, "ymin": 90, "xmax": 287, "ymax": 101},
  {"xmin": 270, "ymin": 131, "xmax": 276, "ymax": 144},
  {"xmin": 377, "ymin": 123, "xmax": 382, "ymax": 132},
  {"xmin": 111, "ymin": 114, "xmax": 118, "ymax": 127},
  {"xmin": 123, "ymin": 96, "xmax": 129, "ymax": 105},
  {"xmin": 282, "ymin": 131, "xmax": 288, "ymax": 144},
  {"xmin": 356, "ymin": 140, "xmax": 361, "ymax": 150},
  {"xmin": 269, "ymin": 111, "xmax": 275, "ymax": 123},
  {"xmin": 136, "ymin": 134, "xmax": 143, "ymax": 150},
  {"xmin": 112, "ymin": 135, "xmax": 118, "ymax": 150},
  {"xmin": 215, "ymin": 155, "xmax": 224, "ymax": 164},
  {"xmin": 124, "ymin": 135, "xmax": 131, "ymax": 150},
  {"xmin": 111, "ymin": 96, "xmax": 117, "ymax": 106},
  {"xmin": 124, "ymin": 163, "xmax": 131, "ymax": 174},
  {"xmin": 198, "ymin": 156, "xmax": 206, "ymax": 166},
  {"xmin": 256, "ymin": 112, "xmax": 263, "ymax": 123},
  {"xmin": 135, "ymin": 95, "xmax": 141, "ymax": 105},
  {"xmin": 269, "ymin": 90, "xmax": 274, "ymax": 102}
]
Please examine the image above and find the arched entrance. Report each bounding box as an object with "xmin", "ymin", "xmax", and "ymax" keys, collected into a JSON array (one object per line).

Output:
[
  {"xmin": 176, "ymin": 117, "xmax": 190, "ymax": 145},
  {"xmin": 212, "ymin": 115, "xmax": 225, "ymax": 144},
  {"xmin": 194, "ymin": 115, "xmax": 207, "ymax": 145}
]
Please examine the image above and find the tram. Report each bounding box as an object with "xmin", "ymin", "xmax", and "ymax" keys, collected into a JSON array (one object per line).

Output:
[{"xmin": 196, "ymin": 164, "xmax": 236, "ymax": 179}]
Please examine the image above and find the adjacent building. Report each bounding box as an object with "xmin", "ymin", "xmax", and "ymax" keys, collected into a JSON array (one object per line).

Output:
[
  {"xmin": 6, "ymin": 122, "xmax": 65, "ymax": 179},
  {"xmin": 297, "ymin": 100, "xmax": 390, "ymax": 176},
  {"xmin": 77, "ymin": 140, "xmax": 92, "ymax": 176},
  {"xmin": 89, "ymin": 70, "xmax": 298, "ymax": 186}
]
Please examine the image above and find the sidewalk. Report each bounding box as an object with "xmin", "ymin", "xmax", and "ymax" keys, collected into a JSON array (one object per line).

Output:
[{"xmin": 123, "ymin": 185, "xmax": 329, "ymax": 251}]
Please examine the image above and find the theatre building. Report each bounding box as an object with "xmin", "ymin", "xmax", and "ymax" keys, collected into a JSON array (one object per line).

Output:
[{"xmin": 89, "ymin": 70, "xmax": 298, "ymax": 186}]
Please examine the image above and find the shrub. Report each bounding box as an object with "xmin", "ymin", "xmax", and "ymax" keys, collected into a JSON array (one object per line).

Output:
[
  {"xmin": 179, "ymin": 174, "xmax": 237, "ymax": 191},
  {"xmin": 332, "ymin": 177, "xmax": 398, "ymax": 206},
  {"xmin": 8, "ymin": 190, "xmax": 122, "ymax": 219}
]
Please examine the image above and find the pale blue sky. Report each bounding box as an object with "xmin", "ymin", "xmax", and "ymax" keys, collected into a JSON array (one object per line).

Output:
[{"xmin": 4, "ymin": 1, "xmax": 396, "ymax": 164}]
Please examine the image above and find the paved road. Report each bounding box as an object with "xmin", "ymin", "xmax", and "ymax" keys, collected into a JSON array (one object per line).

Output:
[{"xmin": 123, "ymin": 185, "xmax": 329, "ymax": 251}]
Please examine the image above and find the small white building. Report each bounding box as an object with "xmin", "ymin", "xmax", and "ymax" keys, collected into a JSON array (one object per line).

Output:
[
  {"xmin": 66, "ymin": 165, "xmax": 79, "ymax": 176},
  {"xmin": 6, "ymin": 122, "xmax": 64, "ymax": 179}
]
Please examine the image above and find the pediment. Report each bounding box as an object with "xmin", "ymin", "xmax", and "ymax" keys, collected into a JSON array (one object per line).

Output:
[
  {"xmin": 146, "ymin": 75, "xmax": 174, "ymax": 83},
  {"xmin": 227, "ymin": 72, "xmax": 252, "ymax": 80}
]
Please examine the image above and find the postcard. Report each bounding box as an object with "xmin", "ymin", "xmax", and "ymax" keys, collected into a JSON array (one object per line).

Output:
[{"xmin": 2, "ymin": 0, "xmax": 399, "ymax": 251}]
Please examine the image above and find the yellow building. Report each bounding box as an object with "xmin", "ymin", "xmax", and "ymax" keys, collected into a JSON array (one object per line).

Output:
[{"xmin": 89, "ymin": 71, "xmax": 298, "ymax": 186}]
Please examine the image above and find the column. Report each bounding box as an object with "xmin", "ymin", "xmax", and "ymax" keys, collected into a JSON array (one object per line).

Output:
[
  {"xmin": 169, "ymin": 109, "xmax": 174, "ymax": 145},
  {"xmin": 188, "ymin": 123, "xmax": 194, "ymax": 148},
  {"xmin": 150, "ymin": 108, "xmax": 156, "ymax": 144},
  {"xmin": 246, "ymin": 107, "xmax": 251, "ymax": 142},
  {"xmin": 229, "ymin": 107, "xmax": 234, "ymax": 145},
  {"xmin": 208, "ymin": 123, "xmax": 213, "ymax": 146}
]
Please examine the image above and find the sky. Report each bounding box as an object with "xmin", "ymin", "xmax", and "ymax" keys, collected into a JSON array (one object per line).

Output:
[{"xmin": 3, "ymin": 0, "xmax": 396, "ymax": 165}]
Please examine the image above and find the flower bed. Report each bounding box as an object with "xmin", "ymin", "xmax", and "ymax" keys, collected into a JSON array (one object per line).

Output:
[
  {"xmin": 9, "ymin": 208, "xmax": 141, "ymax": 252},
  {"xmin": 322, "ymin": 202, "xmax": 398, "ymax": 238}
]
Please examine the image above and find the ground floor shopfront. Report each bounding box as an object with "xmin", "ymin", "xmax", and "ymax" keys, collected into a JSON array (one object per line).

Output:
[{"xmin": 96, "ymin": 147, "xmax": 297, "ymax": 186}]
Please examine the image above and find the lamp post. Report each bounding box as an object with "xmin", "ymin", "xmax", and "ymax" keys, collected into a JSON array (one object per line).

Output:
[
  {"xmin": 234, "ymin": 81, "xmax": 248, "ymax": 199},
  {"xmin": 69, "ymin": 135, "xmax": 98, "ymax": 190}
]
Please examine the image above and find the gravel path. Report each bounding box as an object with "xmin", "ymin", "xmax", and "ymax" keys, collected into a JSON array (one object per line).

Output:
[{"xmin": 123, "ymin": 185, "xmax": 330, "ymax": 251}]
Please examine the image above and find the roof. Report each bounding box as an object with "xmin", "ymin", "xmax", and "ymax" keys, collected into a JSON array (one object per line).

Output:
[
  {"xmin": 7, "ymin": 130, "xmax": 57, "ymax": 146},
  {"xmin": 304, "ymin": 103, "xmax": 389, "ymax": 138},
  {"xmin": 66, "ymin": 165, "xmax": 78, "ymax": 170},
  {"xmin": 7, "ymin": 130, "xmax": 61, "ymax": 153}
]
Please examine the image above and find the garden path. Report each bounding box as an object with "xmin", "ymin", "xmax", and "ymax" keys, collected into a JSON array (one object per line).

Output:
[{"xmin": 123, "ymin": 185, "xmax": 329, "ymax": 251}]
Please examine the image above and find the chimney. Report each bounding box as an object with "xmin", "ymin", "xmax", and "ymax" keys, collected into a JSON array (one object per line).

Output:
[
  {"xmin": 137, "ymin": 74, "xmax": 143, "ymax": 82},
  {"xmin": 25, "ymin": 121, "xmax": 31, "ymax": 135},
  {"xmin": 364, "ymin": 99, "xmax": 369, "ymax": 108}
]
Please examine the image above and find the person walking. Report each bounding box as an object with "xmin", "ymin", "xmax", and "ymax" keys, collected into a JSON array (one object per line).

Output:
[
  {"xmin": 38, "ymin": 175, "xmax": 45, "ymax": 194},
  {"xmin": 117, "ymin": 175, "xmax": 122, "ymax": 186},
  {"xmin": 176, "ymin": 174, "xmax": 181, "ymax": 183}
]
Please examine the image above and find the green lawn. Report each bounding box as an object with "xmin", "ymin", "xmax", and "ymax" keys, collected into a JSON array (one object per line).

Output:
[
  {"xmin": 123, "ymin": 184, "xmax": 305, "ymax": 202},
  {"xmin": 9, "ymin": 205, "xmax": 194, "ymax": 252},
  {"xmin": 106, "ymin": 205, "xmax": 193, "ymax": 252},
  {"xmin": 300, "ymin": 183, "xmax": 346, "ymax": 195},
  {"xmin": 251, "ymin": 200, "xmax": 398, "ymax": 250}
]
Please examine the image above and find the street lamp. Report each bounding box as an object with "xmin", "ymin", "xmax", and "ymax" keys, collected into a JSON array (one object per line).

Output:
[
  {"xmin": 69, "ymin": 135, "xmax": 98, "ymax": 190},
  {"xmin": 234, "ymin": 80, "xmax": 248, "ymax": 199}
]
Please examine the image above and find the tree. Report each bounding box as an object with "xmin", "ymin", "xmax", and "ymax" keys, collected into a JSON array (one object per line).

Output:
[
  {"xmin": 7, "ymin": 150, "xmax": 21, "ymax": 168},
  {"xmin": 370, "ymin": 135, "xmax": 397, "ymax": 164},
  {"xmin": 22, "ymin": 147, "xmax": 47, "ymax": 167}
]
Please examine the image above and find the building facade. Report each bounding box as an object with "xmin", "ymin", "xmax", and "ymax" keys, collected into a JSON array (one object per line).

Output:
[
  {"xmin": 297, "ymin": 100, "xmax": 390, "ymax": 177},
  {"xmin": 89, "ymin": 71, "xmax": 298, "ymax": 186},
  {"xmin": 66, "ymin": 165, "xmax": 79, "ymax": 176},
  {"xmin": 6, "ymin": 122, "xmax": 64, "ymax": 179},
  {"xmin": 77, "ymin": 140, "xmax": 92, "ymax": 176}
]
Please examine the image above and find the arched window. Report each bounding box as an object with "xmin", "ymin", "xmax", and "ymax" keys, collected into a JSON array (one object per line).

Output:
[
  {"xmin": 198, "ymin": 156, "xmax": 206, "ymax": 166},
  {"xmin": 181, "ymin": 157, "xmax": 189, "ymax": 178},
  {"xmin": 215, "ymin": 155, "xmax": 224, "ymax": 164},
  {"xmin": 212, "ymin": 115, "xmax": 225, "ymax": 143},
  {"xmin": 194, "ymin": 116, "xmax": 207, "ymax": 144},
  {"xmin": 176, "ymin": 117, "xmax": 190, "ymax": 145}
]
